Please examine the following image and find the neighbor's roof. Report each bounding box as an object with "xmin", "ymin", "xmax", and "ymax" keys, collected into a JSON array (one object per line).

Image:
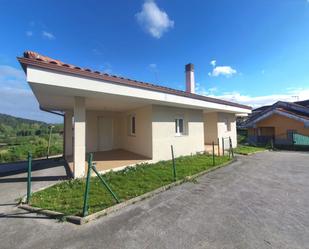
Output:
[
  {"xmin": 18, "ymin": 51, "xmax": 251, "ymax": 110},
  {"xmin": 244, "ymin": 101, "xmax": 309, "ymax": 128}
]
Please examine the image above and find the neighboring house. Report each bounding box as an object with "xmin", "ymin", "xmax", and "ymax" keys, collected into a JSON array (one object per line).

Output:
[
  {"xmin": 18, "ymin": 51, "xmax": 251, "ymax": 178},
  {"xmin": 243, "ymin": 101, "xmax": 309, "ymax": 146}
]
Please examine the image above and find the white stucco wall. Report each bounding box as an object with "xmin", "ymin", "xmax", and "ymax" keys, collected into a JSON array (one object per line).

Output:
[{"xmin": 152, "ymin": 105, "xmax": 204, "ymax": 161}]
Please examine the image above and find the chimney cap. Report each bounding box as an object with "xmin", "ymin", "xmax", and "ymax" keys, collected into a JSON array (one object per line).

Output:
[{"xmin": 185, "ymin": 63, "xmax": 194, "ymax": 72}]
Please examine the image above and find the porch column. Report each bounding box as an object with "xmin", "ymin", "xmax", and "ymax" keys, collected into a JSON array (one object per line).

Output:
[
  {"xmin": 64, "ymin": 111, "xmax": 73, "ymax": 158},
  {"xmin": 73, "ymin": 97, "xmax": 86, "ymax": 178}
]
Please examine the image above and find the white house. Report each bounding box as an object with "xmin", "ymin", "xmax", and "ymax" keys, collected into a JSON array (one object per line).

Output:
[{"xmin": 18, "ymin": 51, "xmax": 251, "ymax": 178}]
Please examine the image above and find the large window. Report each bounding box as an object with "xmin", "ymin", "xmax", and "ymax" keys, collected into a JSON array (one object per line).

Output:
[{"xmin": 175, "ymin": 118, "xmax": 184, "ymax": 135}]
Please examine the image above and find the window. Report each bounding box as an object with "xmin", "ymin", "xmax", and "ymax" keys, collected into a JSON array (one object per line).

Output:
[
  {"xmin": 175, "ymin": 118, "xmax": 184, "ymax": 135},
  {"xmin": 130, "ymin": 115, "xmax": 136, "ymax": 135}
]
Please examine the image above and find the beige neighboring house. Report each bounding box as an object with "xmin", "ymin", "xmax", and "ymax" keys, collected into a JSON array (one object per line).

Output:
[{"xmin": 18, "ymin": 51, "xmax": 251, "ymax": 178}]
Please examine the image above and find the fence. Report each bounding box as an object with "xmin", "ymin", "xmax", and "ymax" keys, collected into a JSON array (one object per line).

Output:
[{"xmin": 248, "ymin": 132, "xmax": 309, "ymax": 150}]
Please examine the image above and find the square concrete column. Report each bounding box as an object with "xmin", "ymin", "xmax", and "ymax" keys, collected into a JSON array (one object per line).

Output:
[
  {"xmin": 64, "ymin": 111, "xmax": 73, "ymax": 158},
  {"xmin": 73, "ymin": 97, "xmax": 86, "ymax": 178}
]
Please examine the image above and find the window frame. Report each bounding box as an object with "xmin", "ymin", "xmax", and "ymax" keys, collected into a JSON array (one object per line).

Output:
[
  {"xmin": 130, "ymin": 115, "xmax": 136, "ymax": 136},
  {"xmin": 175, "ymin": 118, "xmax": 184, "ymax": 136}
]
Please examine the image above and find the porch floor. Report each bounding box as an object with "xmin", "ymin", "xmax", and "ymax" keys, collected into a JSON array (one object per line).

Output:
[{"xmin": 67, "ymin": 149, "xmax": 151, "ymax": 174}]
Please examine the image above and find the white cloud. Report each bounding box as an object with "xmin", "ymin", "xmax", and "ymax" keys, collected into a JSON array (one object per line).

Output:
[
  {"xmin": 196, "ymin": 86, "xmax": 309, "ymax": 108},
  {"xmin": 42, "ymin": 31, "xmax": 55, "ymax": 40},
  {"xmin": 149, "ymin": 63, "xmax": 157, "ymax": 69},
  {"xmin": 0, "ymin": 65, "xmax": 25, "ymax": 81},
  {"xmin": 209, "ymin": 66, "xmax": 237, "ymax": 77},
  {"xmin": 135, "ymin": 0, "xmax": 174, "ymax": 38},
  {"xmin": 0, "ymin": 64, "xmax": 61, "ymax": 123},
  {"xmin": 210, "ymin": 60, "xmax": 216, "ymax": 67},
  {"xmin": 26, "ymin": 31, "xmax": 33, "ymax": 37}
]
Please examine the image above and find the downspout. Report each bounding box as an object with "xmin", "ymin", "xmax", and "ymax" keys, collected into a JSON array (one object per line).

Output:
[{"xmin": 39, "ymin": 106, "xmax": 65, "ymax": 157}]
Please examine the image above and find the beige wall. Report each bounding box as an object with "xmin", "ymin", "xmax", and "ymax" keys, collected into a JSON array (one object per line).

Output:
[
  {"xmin": 84, "ymin": 105, "xmax": 238, "ymax": 163},
  {"xmin": 204, "ymin": 112, "xmax": 218, "ymax": 144},
  {"xmin": 152, "ymin": 105, "xmax": 204, "ymax": 161},
  {"xmin": 85, "ymin": 111, "xmax": 122, "ymax": 153},
  {"xmin": 204, "ymin": 112, "xmax": 237, "ymax": 150},
  {"xmin": 85, "ymin": 106, "xmax": 152, "ymax": 158},
  {"xmin": 119, "ymin": 105, "xmax": 153, "ymax": 158},
  {"xmin": 254, "ymin": 114, "xmax": 309, "ymax": 138},
  {"xmin": 217, "ymin": 112, "xmax": 237, "ymax": 148}
]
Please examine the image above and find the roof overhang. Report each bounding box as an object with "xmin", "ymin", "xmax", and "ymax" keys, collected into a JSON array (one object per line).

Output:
[{"xmin": 21, "ymin": 60, "xmax": 251, "ymax": 114}]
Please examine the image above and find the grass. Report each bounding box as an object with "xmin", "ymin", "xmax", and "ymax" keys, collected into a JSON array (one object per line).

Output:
[
  {"xmin": 234, "ymin": 145, "xmax": 266, "ymax": 155},
  {"xmin": 30, "ymin": 154, "xmax": 231, "ymax": 216}
]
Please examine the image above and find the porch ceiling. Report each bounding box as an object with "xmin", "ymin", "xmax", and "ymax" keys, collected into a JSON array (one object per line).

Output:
[{"xmin": 30, "ymin": 82, "xmax": 152, "ymax": 112}]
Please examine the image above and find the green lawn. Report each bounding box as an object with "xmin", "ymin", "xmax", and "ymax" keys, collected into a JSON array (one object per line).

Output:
[
  {"xmin": 234, "ymin": 145, "xmax": 266, "ymax": 155},
  {"xmin": 30, "ymin": 154, "xmax": 231, "ymax": 216}
]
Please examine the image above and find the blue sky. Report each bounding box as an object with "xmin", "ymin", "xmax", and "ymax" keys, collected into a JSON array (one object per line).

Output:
[{"xmin": 0, "ymin": 0, "xmax": 309, "ymax": 123}]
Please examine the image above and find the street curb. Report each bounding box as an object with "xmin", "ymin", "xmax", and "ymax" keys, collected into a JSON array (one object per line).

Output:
[
  {"xmin": 19, "ymin": 158, "xmax": 237, "ymax": 225},
  {"xmin": 235, "ymin": 149, "xmax": 268, "ymax": 156}
]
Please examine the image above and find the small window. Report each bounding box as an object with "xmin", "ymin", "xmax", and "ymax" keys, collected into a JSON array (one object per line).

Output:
[
  {"xmin": 130, "ymin": 115, "xmax": 136, "ymax": 135},
  {"xmin": 175, "ymin": 118, "xmax": 184, "ymax": 135}
]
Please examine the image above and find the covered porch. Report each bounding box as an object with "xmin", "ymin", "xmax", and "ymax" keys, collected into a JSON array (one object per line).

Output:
[{"xmin": 67, "ymin": 149, "xmax": 151, "ymax": 174}]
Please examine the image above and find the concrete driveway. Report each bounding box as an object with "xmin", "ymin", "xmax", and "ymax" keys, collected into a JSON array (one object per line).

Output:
[{"xmin": 0, "ymin": 151, "xmax": 309, "ymax": 249}]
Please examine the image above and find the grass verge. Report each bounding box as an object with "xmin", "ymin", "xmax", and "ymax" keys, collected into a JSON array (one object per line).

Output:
[
  {"xmin": 234, "ymin": 145, "xmax": 266, "ymax": 155},
  {"xmin": 30, "ymin": 154, "xmax": 230, "ymax": 216}
]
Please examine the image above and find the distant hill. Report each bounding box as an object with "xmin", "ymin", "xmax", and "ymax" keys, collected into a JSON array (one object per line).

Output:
[
  {"xmin": 0, "ymin": 113, "xmax": 62, "ymax": 138},
  {"xmin": 0, "ymin": 113, "xmax": 48, "ymax": 128}
]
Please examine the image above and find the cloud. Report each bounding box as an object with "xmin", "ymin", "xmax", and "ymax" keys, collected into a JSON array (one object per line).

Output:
[
  {"xmin": 148, "ymin": 63, "xmax": 157, "ymax": 69},
  {"xmin": 26, "ymin": 31, "xmax": 33, "ymax": 37},
  {"xmin": 0, "ymin": 64, "xmax": 61, "ymax": 123},
  {"xmin": 135, "ymin": 0, "xmax": 174, "ymax": 38},
  {"xmin": 196, "ymin": 86, "xmax": 309, "ymax": 108},
  {"xmin": 209, "ymin": 66, "xmax": 237, "ymax": 77},
  {"xmin": 42, "ymin": 31, "xmax": 55, "ymax": 40},
  {"xmin": 210, "ymin": 60, "xmax": 216, "ymax": 67}
]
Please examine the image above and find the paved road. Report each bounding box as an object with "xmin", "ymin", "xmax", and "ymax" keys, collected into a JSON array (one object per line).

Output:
[{"xmin": 0, "ymin": 151, "xmax": 309, "ymax": 249}]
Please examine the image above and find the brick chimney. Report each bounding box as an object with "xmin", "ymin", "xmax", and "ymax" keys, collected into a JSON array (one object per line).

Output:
[{"xmin": 185, "ymin": 63, "xmax": 195, "ymax": 93}]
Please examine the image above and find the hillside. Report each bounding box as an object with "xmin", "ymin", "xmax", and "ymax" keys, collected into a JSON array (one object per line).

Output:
[
  {"xmin": 0, "ymin": 113, "xmax": 63, "ymax": 163},
  {"xmin": 0, "ymin": 113, "xmax": 62, "ymax": 138}
]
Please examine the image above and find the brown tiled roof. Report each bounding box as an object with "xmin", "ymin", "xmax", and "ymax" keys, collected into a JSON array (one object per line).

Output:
[{"xmin": 18, "ymin": 51, "xmax": 252, "ymax": 110}]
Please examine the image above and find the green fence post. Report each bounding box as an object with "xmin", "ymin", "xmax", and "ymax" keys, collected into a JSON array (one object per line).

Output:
[
  {"xmin": 92, "ymin": 165, "xmax": 120, "ymax": 203},
  {"xmin": 171, "ymin": 145, "xmax": 177, "ymax": 181},
  {"xmin": 26, "ymin": 152, "xmax": 32, "ymax": 204},
  {"xmin": 222, "ymin": 137, "xmax": 225, "ymax": 156},
  {"xmin": 217, "ymin": 138, "xmax": 220, "ymax": 157},
  {"xmin": 229, "ymin": 137, "xmax": 234, "ymax": 158},
  {"xmin": 212, "ymin": 141, "xmax": 215, "ymax": 166},
  {"xmin": 82, "ymin": 153, "xmax": 93, "ymax": 217}
]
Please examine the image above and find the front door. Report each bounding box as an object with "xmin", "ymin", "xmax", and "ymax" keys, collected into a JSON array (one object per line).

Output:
[{"xmin": 98, "ymin": 117, "xmax": 113, "ymax": 151}]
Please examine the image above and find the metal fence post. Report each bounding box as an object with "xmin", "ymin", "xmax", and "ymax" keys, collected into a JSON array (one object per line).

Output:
[
  {"xmin": 217, "ymin": 138, "xmax": 220, "ymax": 157},
  {"xmin": 222, "ymin": 137, "xmax": 225, "ymax": 156},
  {"xmin": 229, "ymin": 137, "xmax": 234, "ymax": 158},
  {"xmin": 92, "ymin": 165, "xmax": 120, "ymax": 203},
  {"xmin": 212, "ymin": 141, "xmax": 215, "ymax": 166},
  {"xmin": 171, "ymin": 145, "xmax": 177, "ymax": 181},
  {"xmin": 82, "ymin": 153, "xmax": 93, "ymax": 217},
  {"xmin": 26, "ymin": 152, "xmax": 32, "ymax": 204}
]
